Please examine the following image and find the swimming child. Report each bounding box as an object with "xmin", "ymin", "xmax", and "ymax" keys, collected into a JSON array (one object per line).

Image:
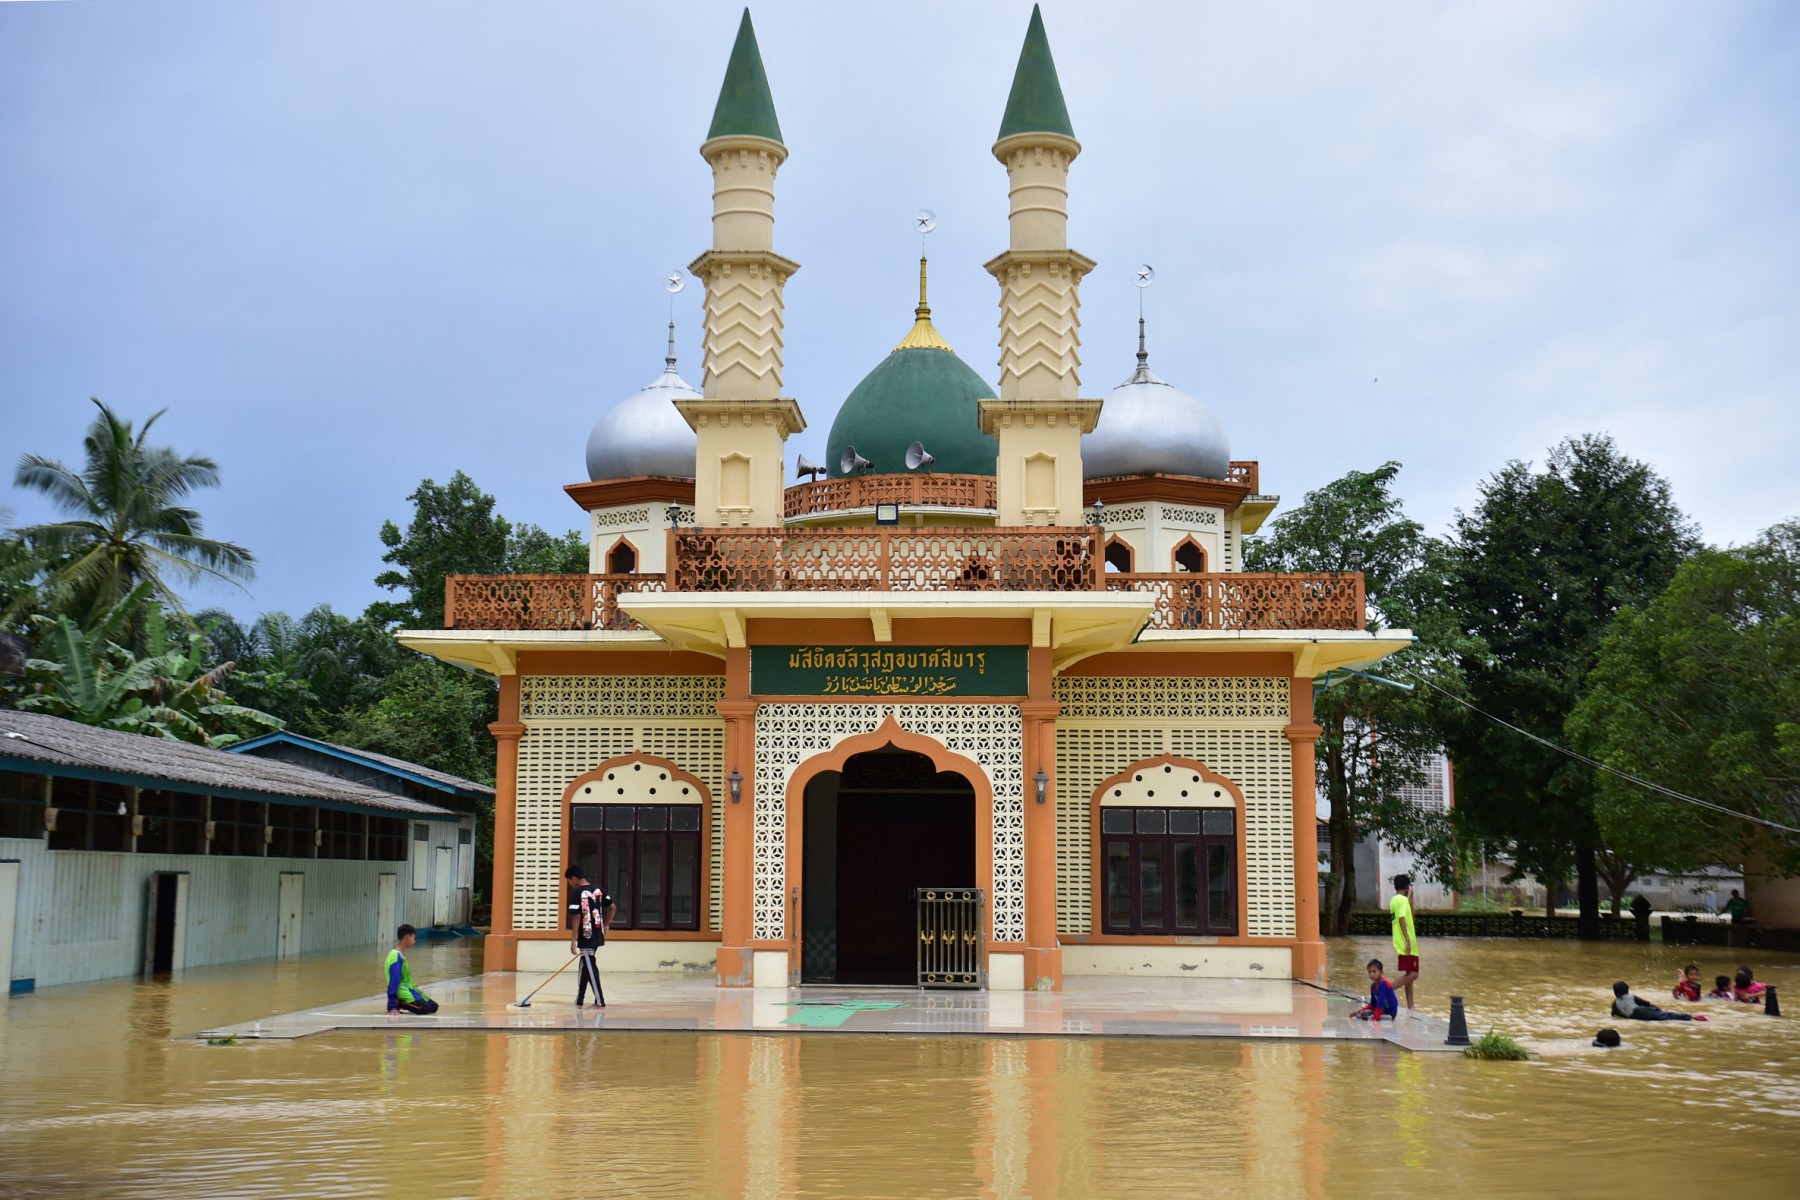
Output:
[
  {"xmin": 1733, "ymin": 967, "xmax": 1766, "ymax": 1002},
  {"xmin": 1351, "ymin": 958, "xmax": 1399, "ymax": 1022},
  {"xmin": 1672, "ymin": 964, "xmax": 1702, "ymax": 1002},
  {"xmin": 1613, "ymin": 981, "xmax": 1706, "ymax": 1022},
  {"xmin": 1707, "ymin": 975, "xmax": 1736, "ymax": 1000}
]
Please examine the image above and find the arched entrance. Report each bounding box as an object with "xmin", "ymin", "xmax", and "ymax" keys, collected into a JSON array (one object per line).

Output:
[{"xmin": 800, "ymin": 743, "xmax": 977, "ymax": 985}]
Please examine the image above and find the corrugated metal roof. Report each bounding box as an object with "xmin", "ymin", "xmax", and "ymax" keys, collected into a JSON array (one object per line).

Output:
[
  {"xmin": 228, "ymin": 730, "xmax": 494, "ymax": 797},
  {"xmin": 0, "ymin": 710, "xmax": 456, "ymax": 818}
]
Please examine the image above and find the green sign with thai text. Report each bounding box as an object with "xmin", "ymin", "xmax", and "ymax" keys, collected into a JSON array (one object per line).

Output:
[{"xmin": 752, "ymin": 645, "xmax": 1028, "ymax": 698}]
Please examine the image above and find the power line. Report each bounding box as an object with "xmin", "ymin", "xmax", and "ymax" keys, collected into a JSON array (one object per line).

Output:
[{"xmin": 1396, "ymin": 668, "xmax": 1800, "ymax": 837}]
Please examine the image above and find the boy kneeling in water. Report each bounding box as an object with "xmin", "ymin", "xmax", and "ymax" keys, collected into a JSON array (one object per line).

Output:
[{"xmin": 386, "ymin": 924, "xmax": 439, "ymax": 1015}]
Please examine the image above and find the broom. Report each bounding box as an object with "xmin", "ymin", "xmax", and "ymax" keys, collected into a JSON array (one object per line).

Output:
[{"xmin": 507, "ymin": 953, "xmax": 578, "ymax": 1009}]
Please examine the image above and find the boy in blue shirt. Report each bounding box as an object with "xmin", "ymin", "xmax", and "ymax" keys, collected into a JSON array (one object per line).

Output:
[
  {"xmin": 1352, "ymin": 958, "xmax": 1399, "ymax": 1022},
  {"xmin": 385, "ymin": 924, "xmax": 439, "ymax": 1015}
]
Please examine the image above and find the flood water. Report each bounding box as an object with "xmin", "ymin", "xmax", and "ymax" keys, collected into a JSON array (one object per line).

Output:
[{"xmin": 2, "ymin": 937, "xmax": 1796, "ymax": 1198}]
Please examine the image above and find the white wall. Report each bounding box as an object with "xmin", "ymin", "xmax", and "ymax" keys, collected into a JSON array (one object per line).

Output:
[{"xmin": 0, "ymin": 819, "xmax": 471, "ymax": 990}]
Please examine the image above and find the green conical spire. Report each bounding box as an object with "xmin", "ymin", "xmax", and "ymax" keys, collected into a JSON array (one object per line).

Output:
[
  {"xmin": 706, "ymin": 9, "xmax": 784, "ymax": 145},
  {"xmin": 997, "ymin": 5, "xmax": 1074, "ymax": 140}
]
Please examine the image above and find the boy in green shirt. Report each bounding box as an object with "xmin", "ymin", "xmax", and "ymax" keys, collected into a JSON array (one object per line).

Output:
[
  {"xmin": 385, "ymin": 924, "xmax": 439, "ymax": 1015},
  {"xmin": 1389, "ymin": 874, "xmax": 1419, "ymax": 1011}
]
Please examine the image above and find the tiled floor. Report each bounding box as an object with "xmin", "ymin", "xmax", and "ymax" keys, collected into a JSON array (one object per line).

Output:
[{"xmin": 197, "ymin": 972, "xmax": 1464, "ymax": 1052}]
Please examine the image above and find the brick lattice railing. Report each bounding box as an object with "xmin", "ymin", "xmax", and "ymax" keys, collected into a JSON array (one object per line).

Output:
[
  {"xmin": 784, "ymin": 473, "xmax": 998, "ymax": 520},
  {"xmin": 446, "ymin": 548, "xmax": 1364, "ymax": 633},
  {"xmin": 1104, "ymin": 572, "xmax": 1365, "ymax": 631},
  {"xmin": 443, "ymin": 573, "xmax": 665, "ymax": 632}
]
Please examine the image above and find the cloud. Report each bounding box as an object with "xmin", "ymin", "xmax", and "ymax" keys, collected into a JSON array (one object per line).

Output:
[{"xmin": 1, "ymin": 0, "xmax": 1795, "ymax": 621}]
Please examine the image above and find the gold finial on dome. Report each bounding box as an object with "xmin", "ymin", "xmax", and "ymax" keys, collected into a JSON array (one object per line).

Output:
[{"xmin": 893, "ymin": 256, "xmax": 954, "ymax": 352}]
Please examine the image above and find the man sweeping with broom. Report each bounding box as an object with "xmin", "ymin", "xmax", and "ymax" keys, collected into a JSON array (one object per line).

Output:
[{"xmin": 566, "ymin": 863, "xmax": 615, "ymax": 1008}]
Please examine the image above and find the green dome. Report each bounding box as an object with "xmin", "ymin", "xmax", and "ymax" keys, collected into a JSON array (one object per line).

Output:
[{"xmin": 827, "ymin": 347, "xmax": 998, "ymax": 478}]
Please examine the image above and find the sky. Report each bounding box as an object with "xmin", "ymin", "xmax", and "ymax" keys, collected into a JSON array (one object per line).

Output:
[{"xmin": 3, "ymin": 0, "xmax": 1797, "ymax": 623}]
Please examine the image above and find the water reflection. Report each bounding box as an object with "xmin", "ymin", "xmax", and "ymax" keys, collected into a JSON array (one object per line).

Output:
[{"xmin": 0, "ymin": 937, "xmax": 1796, "ymax": 1197}]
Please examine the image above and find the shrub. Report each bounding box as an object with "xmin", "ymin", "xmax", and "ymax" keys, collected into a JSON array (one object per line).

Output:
[{"xmin": 1463, "ymin": 1030, "xmax": 1528, "ymax": 1061}]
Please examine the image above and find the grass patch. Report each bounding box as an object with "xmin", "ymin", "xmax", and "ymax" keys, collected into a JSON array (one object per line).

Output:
[
  {"xmin": 203, "ymin": 1036, "xmax": 238, "ymax": 1047},
  {"xmin": 1463, "ymin": 1030, "xmax": 1528, "ymax": 1061}
]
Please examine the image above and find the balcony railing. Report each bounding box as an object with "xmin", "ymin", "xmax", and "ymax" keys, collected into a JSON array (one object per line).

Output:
[
  {"xmin": 441, "ymin": 534, "xmax": 1365, "ymax": 634},
  {"xmin": 672, "ymin": 527, "xmax": 1098, "ymax": 592},
  {"xmin": 784, "ymin": 473, "xmax": 998, "ymax": 520},
  {"xmin": 443, "ymin": 573, "xmax": 665, "ymax": 632},
  {"xmin": 1105, "ymin": 572, "xmax": 1365, "ymax": 630}
]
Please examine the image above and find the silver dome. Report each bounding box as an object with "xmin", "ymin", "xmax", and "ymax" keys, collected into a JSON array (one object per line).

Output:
[
  {"xmin": 585, "ymin": 332, "xmax": 701, "ymax": 482},
  {"xmin": 1083, "ymin": 325, "xmax": 1230, "ymax": 481}
]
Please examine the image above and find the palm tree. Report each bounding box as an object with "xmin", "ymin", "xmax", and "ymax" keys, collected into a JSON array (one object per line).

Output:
[{"xmin": 11, "ymin": 398, "xmax": 255, "ymax": 628}]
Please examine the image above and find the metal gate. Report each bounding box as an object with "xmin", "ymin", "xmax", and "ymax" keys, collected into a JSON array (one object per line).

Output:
[{"xmin": 916, "ymin": 887, "xmax": 984, "ymax": 988}]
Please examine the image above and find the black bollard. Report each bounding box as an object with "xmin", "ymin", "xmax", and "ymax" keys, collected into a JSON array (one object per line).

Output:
[
  {"xmin": 1445, "ymin": 994, "xmax": 1472, "ymax": 1046},
  {"xmin": 1766, "ymin": 985, "xmax": 1780, "ymax": 1017}
]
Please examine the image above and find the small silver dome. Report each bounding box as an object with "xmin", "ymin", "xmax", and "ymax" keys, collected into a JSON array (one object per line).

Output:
[
  {"xmin": 585, "ymin": 332, "xmax": 701, "ymax": 482},
  {"xmin": 1084, "ymin": 324, "xmax": 1230, "ymax": 480}
]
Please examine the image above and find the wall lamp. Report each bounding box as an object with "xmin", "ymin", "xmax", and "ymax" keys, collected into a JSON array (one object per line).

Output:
[
  {"xmin": 1033, "ymin": 767, "xmax": 1049, "ymax": 805},
  {"xmin": 665, "ymin": 503, "xmax": 684, "ymax": 528},
  {"xmin": 727, "ymin": 768, "xmax": 744, "ymax": 804}
]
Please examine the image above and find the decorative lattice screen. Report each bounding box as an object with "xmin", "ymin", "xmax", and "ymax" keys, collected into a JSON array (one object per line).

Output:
[
  {"xmin": 752, "ymin": 703, "xmax": 1026, "ymax": 944},
  {"xmin": 516, "ymin": 675, "xmax": 726, "ymax": 932},
  {"xmin": 1053, "ymin": 677, "xmax": 1293, "ymax": 938}
]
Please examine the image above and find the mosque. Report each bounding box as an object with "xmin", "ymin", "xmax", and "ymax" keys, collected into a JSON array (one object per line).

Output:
[{"xmin": 403, "ymin": 6, "xmax": 1410, "ymax": 991}]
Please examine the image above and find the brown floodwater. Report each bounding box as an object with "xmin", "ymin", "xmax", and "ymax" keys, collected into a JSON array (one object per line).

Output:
[{"xmin": 2, "ymin": 936, "xmax": 1796, "ymax": 1198}]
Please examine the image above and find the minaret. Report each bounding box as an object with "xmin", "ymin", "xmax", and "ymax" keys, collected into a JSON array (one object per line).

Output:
[
  {"xmin": 677, "ymin": 9, "xmax": 805, "ymax": 527},
  {"xmin": 977, "ymin": 5, "xmax": 1100, "ymax": 526}
]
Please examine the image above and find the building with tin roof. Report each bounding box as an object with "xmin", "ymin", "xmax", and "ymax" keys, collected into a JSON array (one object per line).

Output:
[{"xmin": 0, "ymin": 710, "xmax": 478, "ymax": 990}]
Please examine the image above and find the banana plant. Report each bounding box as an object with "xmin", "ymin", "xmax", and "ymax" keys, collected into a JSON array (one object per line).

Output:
[{"xmin": 17, "ymin": 583, "xmax": 280, "ymax": 747}]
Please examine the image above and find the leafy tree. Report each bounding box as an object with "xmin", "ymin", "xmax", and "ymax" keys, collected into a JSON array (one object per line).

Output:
[
  {"xmin": 1570, "ymin": 521, "xmax": 1800, "ymax": 895},
  {"xmin": 0, "ymin": 509, "xmax": 48, "ymax": 634},
  {"xmin": 507, "ymin": 525, "xmax": 588, "ymax": 576},
  {"xmin": 1245, "ymin": 462, "xmax": 1473, "ymax": 931},
  {"xmin": 9, "ymin": 399, "xmax": 255, "ymax": 631},
  {"xmin": 1446, "ymin": 434, "xmax": 1697, "ymax": 932},
  {"xmin": 17, "ymin": 583, "xmax": 279, "ymax": 747},
  {"xmin": 370, "ymin": 472, "xmax": 588, "ymax": 629},
  {"xmin": 370, "ymin": 472, "xmax": 509, "ymax": 628}
]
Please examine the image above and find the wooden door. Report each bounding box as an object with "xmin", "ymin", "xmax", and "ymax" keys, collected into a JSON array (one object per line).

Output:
[
  {"xmin": 277, "ymin": 872, "xmax": 304, "ymax": 958},
  {"xmin": 0, "ymin": 860, "xmax": 17, "ymax": 995},
  {"xmin": 378, "ymin": 873, "xmax": 397, "ymax": 943},
  {"xmin": 433, "ymin": 847, "xmax": 453, "ymax": 926}
]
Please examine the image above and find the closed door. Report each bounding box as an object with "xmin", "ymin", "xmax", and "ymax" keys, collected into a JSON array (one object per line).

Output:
[
  {"xmin": 0, "ymin": 861, "xmax": 18, "ymax": 996},
  {"xmin": 433, "ymin": 847, "xmax": 453, "ymax": 926},
  {"xmin": 377, "ymin": 873, "xmax": 397, "ymax": 943},
  {"xmin": 277, "ymin": 872, "xmax": 304, "ymax": 958}
]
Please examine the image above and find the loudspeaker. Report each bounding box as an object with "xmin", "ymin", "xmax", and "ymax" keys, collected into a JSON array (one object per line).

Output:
[
  {"xmin": 840, "ymin": 445, "xmax": 873, "ymax": 474},
  {"xmin": 904, "ymin": 441, "xmax": 936, "ymax": 471},
  {"xmin": 796, "ymin": 454, "xmax": 825, "ymax": 482}
]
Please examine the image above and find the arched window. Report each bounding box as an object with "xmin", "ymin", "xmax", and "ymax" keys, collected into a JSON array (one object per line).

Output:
[
  {"xmin": 1173, "ymin": 538, "xmax": 1207, "ymax": 573},
  {"xmin": 606, "ymin": 538, "xmax": 638, "ymax": 575},
  {"xmin": 1104, "ymin": 537, "xmax": 1134, "ymax": 574},
  {"xmin": 1095, "ymin": 755, "xmax": 1241, "ymax": 937},
  {"xmin": 564, "ymin": 754, "xmax": 709, "ymax": 931}
]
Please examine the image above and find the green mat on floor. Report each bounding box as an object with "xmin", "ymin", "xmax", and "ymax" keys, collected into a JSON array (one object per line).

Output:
[{"xmin": 774, "ymin": 1001, "xmax": 906, "ymax": 1028}]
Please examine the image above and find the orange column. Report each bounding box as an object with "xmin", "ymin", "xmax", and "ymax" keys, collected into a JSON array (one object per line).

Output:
[
  {"xmin": 1019, "ymin": 644, "xmax": 1062, "ymax": 989},
  {"xmin": 1286, "ymin": 675, "xmax": 1326, "ymax": 983},
  {"xmin": 716, "ymin": 645, "xmax": 757, "ymax": 986},
  {"xmin": 487, "ymin": 675, "xmax": 525, "ymax": 971}
]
